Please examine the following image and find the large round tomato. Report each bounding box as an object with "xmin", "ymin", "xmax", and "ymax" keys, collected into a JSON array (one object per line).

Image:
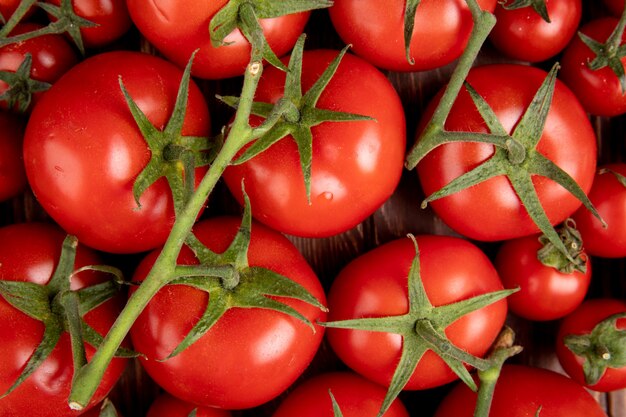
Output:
[
  {"xmin": 560, "ymin": 17, "xmax": 626, "ymax": 117},
  {"xmin": 0, "ymin": 111, "xmax": 27, "ymax": 202},
  {"xmin": 0, "ymin": 222, "xmax": 128, "ymax": 417},
  {"xmin": 23, "ymin": 51, "xmax": 210, "ymax": 254},
  {"xmin": 416, "ymin": 64, "xmax": 597, "ymax": 242},
  {"xmin": 328, "ymin": 0, "xmax": 496, "ymax": 72},
  {"xmin": 489, "ymin": 0, "xmax": 582, "ymax": 62},
  {"xmin": 572, "ymin": 164, "xmax": 626, "ymax": 258},
  {"xmin": 556, "ymin": 298, "xmax": 626, "ymax": 392},
  {"xmin": 147, "ymin": 393, "xmax": 231, "ymax": 417},
  {"xmin": 434, "ymin": 364, "xmax": 608, "ymax": 417},
  {"xmin": 126, "ymin": 0, "xmax": 310, "ymax": 79},
  {"xmin": 130, "ymin": 216, "xmax": 327, "ymax": 410},
  {"xmin": 326, "ymin": 235, "xmax": 507, "ymax": 390},
  {"xmin": 222, "ymin": 49, "xmax": 406, "ymax": 238},
  {"xmin": 271, "ymin": 372, "xmax": 409, "ymax": 417},
  {"xmin": 495, "ymin": 231, "xmax": 592, "ymax": 321}
]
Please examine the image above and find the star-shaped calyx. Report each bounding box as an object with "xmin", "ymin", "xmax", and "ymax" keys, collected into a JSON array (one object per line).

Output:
[
  {"xmin": 159, "ymin": 188, "xmax": 327, "ymax": 359},
  {"xmin": 0, "ymin": 235, "xmax": 135, "ymax": 399},
  {"xmin": 320, "ymin": 235, "xmax": 515, "ymax": 417},
  {"xmin": 0, "ymin": 53, "xmax": 50, "ymax": 112},
  {"xmin": 406, "ymin": 63, "xmax": 604, "ymax": 262},
  {"xmin": 220, "ymin": 34, "xmax": 373, "ymax": 201},
  {"xmin": 499, "ymin": 0, "xmax": 550, "ymax": 23}
]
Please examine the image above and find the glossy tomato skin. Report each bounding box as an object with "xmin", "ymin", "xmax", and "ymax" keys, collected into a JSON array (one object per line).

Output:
[
  {"xmin": 495, "ymin": 233, "xmax": 592, "ymax": 321},
  {"xmin": 271, "ymin": 372, "xmax": 409, "ymax": 417},
  {"xmin": 0, "ymin": 222, "xmax": 128, "ymax": 417},
  {"xmin": 0, "ymin": 23, "xmax": 79, "ymax": 112},
  {"xmin": 434, "ymin": 364, "xmax": 608, "ymax": 417},
  {"xmin": 556, "ymin": 298, "xmax": 626, "ymax": 392},
  {"xmin": 147, "ymin": 393, "xmax": 231, "ymax": 417},
  {"xmin": 126, "ymin": 0, "xmax": 310, "ymax": 79},
  {"xmin": 44, "ymin": 0, "xmax": 132, "ymax": 48},
  {"xmin": 222, "ymin": 49, "xmax": 406, "ymax": 238},
  {"xmin": 560, "ymin": 18, "xmax": 626, "ymax": 117},
  {"xmin": 572, "ymin": 164, "xmax": 626, "ymax": 258},
  {"xmin": 489, "ymin": 0, "xmax": 582, "ymax": 62},
  {"xmin": 326, "ymin": 235, "xmax": 507, "ymax": 390},
  {"xmin": 417, "ymin": 64, "xmax": 597, "ymax": 242},
  {"xmin": 23, "ymin": 51, "xmax": 210, "ymax": 254},
  {"xmin": 329, "ymin": 0, "xmax": 496, "ymax": 72},
  {"xmin": 130, "ymin": 217, "xmax": 327, "ymax": 410},
  {"xmin": 0, "ymin": 111, "xmax": 27, "ymax": 202}
]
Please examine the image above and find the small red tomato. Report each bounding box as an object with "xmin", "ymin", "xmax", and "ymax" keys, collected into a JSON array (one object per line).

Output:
[{"xmin": 0, "ymin": 111, "xmax": 27, "ymax": 201}]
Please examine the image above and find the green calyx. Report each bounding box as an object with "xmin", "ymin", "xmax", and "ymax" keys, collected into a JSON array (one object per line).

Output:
[
  {"xmin": 121, "ymin": 52, "xmax": 219, "ymax": 215},
  {"xmin": 320, "ymin": 235, "xmax": 516, "ymax": 417},
  {"xmin": 578, "ymin": 4, "xmax": 626, "ymax": 93},
  {"xmin": 0, "ymin": 0, "xmax": 97, "ymax": 55},
  {"xmin": 0, "ymin": 235, "xmax": 135, "ymax": 400},
  {"xmin": 159, "ymin": 188, "xmax": 327, "ymax": 360},
  {"xmin": 406, "ymin": 63, "xmax": 604, "ymax": 263},
  {"xmin": 0, "ymin": 53, "xmax": 50, "ymax": 113},
  {"xmin": 499, "ymin": 0, "xmax": 550, "ymax": 23},
  {"xmin": 536, "ymin": 218, "xmax": 587, "ymax": 274},
  {"xmin": 565, "ymin": 312, "xmax": 626, "ymax": 386},
  {"xmin": 210, "ymin": 0, "xmax": 333, "ymax": 69},
  {"xmin": 220, "ymin": 34, "xmax": 373, "ymax": 202}
]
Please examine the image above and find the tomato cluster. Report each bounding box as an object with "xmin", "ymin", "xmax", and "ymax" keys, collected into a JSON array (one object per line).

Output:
[{"xmin": 1, "ymin": 1, "xmax": 626, "ymax": 417}]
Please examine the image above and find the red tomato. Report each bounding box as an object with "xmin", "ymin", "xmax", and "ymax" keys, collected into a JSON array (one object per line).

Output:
[
  {"xmin": 489, "ymin": 0, "xmax": 582, "ymax": 62},
  {"xmin": 222, "ymin": 49, "xmax": 406, "ymax": 238},
  {"xmin": 126, "ymin": 0, "xmax": 310, "ymax": 79},
  {"xmin": 23, "ymin": 51, "xmax": 210, "ymax": 254},
  {"xmin": 0, "ymin": 23, "xmax": 79, "ymax": 112},
  {"xmin": 560, "ymin": 17, "xmax": 626, "ymax": 116},
  {"xmin": 572, "ymin": 164, "xmax": 626, "ymax": 258},
  {"xmin": 328, "ymin": 0, "xmax": 497, "ymax": 72},
  {"xmin": 556, "ymin": 298, "xmax": 626, "ymax": 392},
  {"xmin": 130, "ymin": 217, "xmax": 327, "ymax": 410},
  {"xmin": 0, "ymin": 222, "xmax": 128, "ymax": 417},
  {"xmin": 434, "ymin": 364, "xmax": 608, "ymax": 417},
  {"xmin": 0, "ymin": 111, "xmax": 27, "ymax": 202},
  {"xmin": 326, "ymin": 235, "xmax": 507, "ymax": 390},
  {"xmin": 495, "ymin": 231, "xmax": 592, "ymax": 321},
  {"xmin": 416, "ymin": 64, "xmax": 597, "ymax": 242},
  {"xmin": 44, "ymin": 0, "xmax": 132, "ymax": 48},
  {"xmin": 603, "ymin": 0, "xmax": 623, "ymax": 16},
  {"xmin": 271, "ymin": 372, "xmax": 409, "ymax": 417},
  {"xmin": 147, "ymin": 393, "xmax": 231, "ymax": 417}
]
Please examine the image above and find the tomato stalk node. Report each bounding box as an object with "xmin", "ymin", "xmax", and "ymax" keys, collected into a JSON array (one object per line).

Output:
[{"xmin": 536, "ymin": 218, "xmax": 587, "ymax": 273}]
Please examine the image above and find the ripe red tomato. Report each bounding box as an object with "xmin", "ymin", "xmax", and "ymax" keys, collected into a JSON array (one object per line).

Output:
[
  {"xmin": 326, "ymin": 235, "xmax": 507, "ymax": 390},
  {"xmin": 434, "ymin": 364, "xmax": 608, "ymax": 417},
  {"xmin": 0, "ymin": 111, "xmax": 27, "ymax": 202},
  {"xmin": 328, "ymin": 0, "xmax": 496, "ymax": 72},
  {"xmin": 603, "ymin": 0, "xmax": 623, "ymax": 16},
  {"xmin": 556, "ymin": 298, "xmax": 626, "ymax": 392},
  {"xmin": 489, "ymin": 0, "xmax": 582, "ymax": 62},
  {"xmin": 23, "ymin": 51, "xmax": 211, "ymax": 254},
  {"xmin": 44, "ymin": 0, "xmax": 132, "ymax": 48},
  {"xmin": 495, "ymin": 230, "xmax": 592, "ymax": 321},
  {"xmin": 271, "ymin": 372, "xmax": 409, "ymax": 417},
  {"xmin": 0, "ymin": 22, "xmax": 79, "ymax": 112},
  {"xmin": 572, "ymin": 164, "xmax": 626, "ymax": 258},
  {"xmin": 560, "ymin": 17, "xmax": 626, "ymax": 117},
  {"xmin": 126, "ymin": 0, "xmax": 310, "ymax": 79},
  {"xmin": 147, "ymin": 392, "xmax": 231, "ymax": 417},
  {"xmin": 0, "ymin": 222, "xmax": 128, "ymax": 417},
  {"xmin": 130, "ymin": 216, "xmax": 327, "ymax": 410},
  {"xmin": 416, "ymin": 64, "xmax": 596, "ymax": 242},
  {"xmin": 222, "ymin": 49, "xmax": 406, "ymax": 238}
]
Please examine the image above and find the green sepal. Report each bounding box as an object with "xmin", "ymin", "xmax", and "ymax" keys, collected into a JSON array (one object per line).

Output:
[
  {"xmin": 162, "ymin": 187, "xmax": 327, "ymax": 359},
  {"xmin": 121, "ymin": 51, "xmax": 217, "ymax": 215},
  {"xmin": 599, "ymin": 167, "xmax": 626, "ymax": 188},
  {"xmin": 98, "ymin": 399, "xmax": 119, "ymax": 417},
  {"xmin": 537, "ymin": 219, "xmax": 587, "ymax": 274},
  {"xmin": 187, "ymin": 410, "xmax": 197, "ymax": 417},
  {"xmin": 403, "ymin": 0, "xmax": 421, "ymax": 65},
  {"xmin": 320, "ymin": 235, "xmax": 516, "ymax": 417},
  {"xmin": 221, "ymin": 35, "xmax": 373, "ymax": 202},
  {"xmin": 0, "ymin": 53, "xmax": 50, "ymax": 113},
  {"xmin": 499, "ymin": 0, "xmax": 550, "ymax": 23},
  {"xmin": 564, "ymin": 312, "xmax": 626, "ymax": 386},
  {"xmin": 330, "ymin": 390, "xmax": 343, "ymax": 417}
]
